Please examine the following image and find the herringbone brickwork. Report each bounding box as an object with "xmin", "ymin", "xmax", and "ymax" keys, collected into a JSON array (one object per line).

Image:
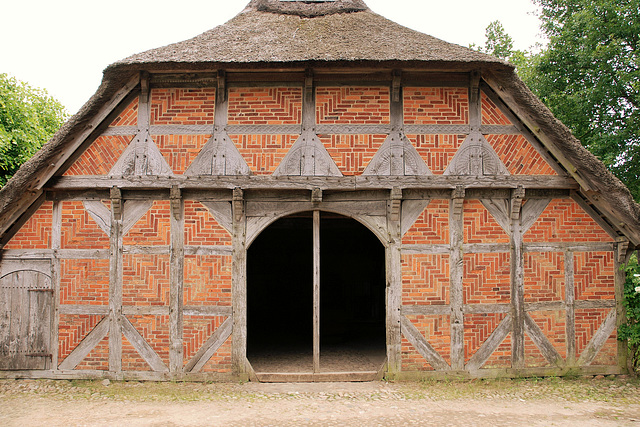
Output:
[
  {"xmin": 122, "ymin": 254, "xmax": 170, "ymax": 306},
  {"xmin": 575, "ymin": 308, "xmax": 616, "ymax": 364},
  {"xmin": 408, "ymin": 134, "xmax": 465, "ymax": 174},
  {"xmin": 64, "ymin": 135, "xmax": 132, "ymax": 176},
  {"xmin": 526, "ymin": 310, "xmax": 567, "ymax": 367},
  {"xmin": 404, "ymin": 88, "xmax": 468, "ymax": 125},
  {"xmin": 184, "ymin": 201, "xmax": 232, "ymax": 246},
  {"xmin": 155, "ymin": 134, "xmax": 211, "ymax": 174},
  {"xmin": 524, "ymin": 199, "xmax": 615, "ymax": 243},
  {"xmin": 592, "ymin": 335, "xmax": 618, "ymax": 366},
  {"xmin": 58, "ymin": 314, "xmax": 105, "ymax": 366},
  {"xmin": 486, "ymin": 134, "xmax": 557, "ymax": 175},
  {"xmin": 60, "ymin": 201, "xmax": 110, "ymax": 249},
  {"xmin": 151, "ymin": 88, "xmax": 216, "ymax": 126},
  {"xmin": 123, "ymin": 201, "xmax": 171, "ymax": 246},
  {"xmin": 481, "ymin": 92, "xmax": 511, "ymax": 125},
  {"xmin": 110, "ymin": 98, "xmax": 139, "ymax": 127},
  {"xmin": 320, "ymin": 134, "xmax": 387, "ymax": 175},
  {"xmin": 401, "ymin": 315, "xmax": 451, "ymax": 371},
  {"xmin": 463, "ymin": 253, "xmax": 511, "ymax": 304},
  {"xmin": 228, "ymin": 88, "xmax": 302, "ymax": 125},
  {"xmin": 316, "ymin": 87, "xmax": 390, "ymax": 124},
  {"xmin": 402, "ymin": 199, "xmax": 449, "ymax": 245},
  {"xmin": 401, "ymin": 254, "xmax": 450, "ymax": 305},
  {"xmin": 126, "ymin": 315, "xmax": 171, "ymax": 367},
  {"xmin": 5, "ymin": 202, "xmax": 52, "ymax": 249},
  {"xmin": 574, "ymin": 252, "xmax": 615, "ymax": 300},
  {"xmin": 230, "ymin": 134, "xmax": 298, "ymax": 174},
  {"xmin": 524, "ymin": 252, "xmax": 565, "ymax": 303},
  {"xmin": 183, "ymin": 315, "xmax": 231, "ymax": 373},
  {"xmin": 60, "ymin": 259, "xmax": 109, "ymax": 306},
  {"xmin": 463, "ymin": 200, "xmax": 509, "ymax": 244},
  {"xmin": 75, "ymin": 336, "xmax": 109, "ymax": 370},
  {"xmin": 184, "ymin": 255, "xmax": 232, "ymax": 306},
  {"xmin": 122, "ymin": 336, "xmax": 152, "ymax": 371},
  {"xmin": 464, "ymin": 313, "xmax": 509, "ymax": 364}
]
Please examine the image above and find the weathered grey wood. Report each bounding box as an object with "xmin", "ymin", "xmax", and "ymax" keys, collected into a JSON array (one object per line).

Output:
[
  {"xmin": 121, "ymin": 316, "xmax": 168, "ymax": 372},
  {"xmin": 444, "ymin": 133, "xmax": 510, "ymax": 177},
  {"xmin": 403, "ymin": 124, "xmax": 470, "ymax": 135},
  {"xmin": 231, "ymin": 188, "xmax": 247, "ymax": 375},
  {"xmin": 481, "ymin": 199, "xmax": 511, "ymax": 234},
  {"xmin": 363, "ymin": 131, "xmax": 431, "ymax": 176},
  {"xmin": 246, "ymin": 201, "xmax": 387, "ymax": 218},
  {"xmin": 466, "ymin": 314, "xmax": 512, "ymax": 371},
  {"xmin": 520, "ymin": 198, "xmax": 552, "ymax": 233},
  {"xmin": 274, "ymin": 132, "xmax": 342, "ymax": 177},
  {"xmin": 225, "ymin": 124, "xmax": 301, "ymax": 135},
  {"xmin": 511, "ymin": 218, "xmax": 525, "ymax": 369},
  {"xmin": 50, "ymin": 174, "xmax": 581, "ymax": 191},
  {"xmin": 401, "ymin": 305, "xmax": 450, "ymax": 316},
  {"xmin": 564, "ymin": 251, "xmax": 576, "ymax": 366},
  {"xmin": 523, "ymin": 243, "xmax": 615, "ymax": 253},
  {"xmin": 0, "ymin": 276, "xmax": 11, "ymax": 360},
  {"xmin": 123, "ymin": 200, "xmax": 154, "ymax": 235},
  {"xmin": 315, "ymin": 124, "xmax": 392, "ymax": 135},
  {"xmin": 122, "ymin": 246, "xmax": 170, "ymax": 255},
  {"xmin": 615, "ymin": 246, "xmax": 629, "ymax": 372},
  {"xmin": 574, "ymin": 300, "xmax": 616, "ymax": 310},
  {"xmin": 58, "ymin": 316, "xmax": 109, "ymax": 370},
  {"xmin": 122, "ymin": 306, "xmax": 170, "ymax": 316},
  {"xmin": 400, "ymin": 244, "xmax": 451, "ymax": 255},
  {"xmin": 464, "ymin": 304, "xmax": 511, "ymax": 314},
  {"xmin": 59, "ymin": 305, "xmax": 109, "ymax": 315},
  {"xmin": 479, "ymin": 125, "xmax": 520, "ymax": 135},
  {"xmin": 185, "ymin": 316, "xmax": 233, "ymax": 373},
  {"xmin": 313, "ymin": 210, "xmax": 320, "ymax": 374},
  {"xmin": 524, "ymin": 313, "xmax": 565, "ymax": 367},
  {"xmin": 184, "ymin": 246, "xmax": 233, "ymax": 256},
  {"xmin": 200, "ymin": 201, "xmax": 233, "ymax": 233},
  {"xmin": 462, "ymin": 243, "xmax": 511, "ymax": 254},
  {"xmin": 576, "ymin": 309, "xmax": 617, "ymax": 366},
  {"xmin": 83, "ymin": 201, "xmax": 111, "ymax": 236},
  {"xmin": 524, "ymin": 301, "xmax": 566, "ymax": 312},
  {"xmin": 386, "ymin": 195, "xmax": 402, "ymax": 375},
  {"xmin": 400, "ymin": 316, "xmax": 450, "ymax": 371},
  {"xmin": 109, "ymin": 188, "xmax": 124, "ymax": 373},
  {"xmin": 183, "ymin": 306, "xmax": 232, "ymax": 317},
  {"xmin": 449, "ymin": 195, "xmax": 465, "ymax": 370},
  {"xmin": 254, "ymin": 371, "xmax": 380, "ymax": 383},
  {"xmin": 169, "ymin": 187, "xmax": 184, "ymax": 373},
  {"xmin": 51, "ymin": 201, "xmax": 61, "ymax": 370}
]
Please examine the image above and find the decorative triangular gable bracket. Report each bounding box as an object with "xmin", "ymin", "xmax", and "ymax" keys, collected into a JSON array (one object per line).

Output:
[
  {"xmin": 109, "ymin": 130, "xmax": 173, "ymax": 177},
  {"xmin": 444, "ymin": 131, "xmax": 508, "ymax": 176},
  {"xmin": 185, "ymin": 131, "xmax": 250, "ymax": 176},
  {"xmin": 363, "ymin": 131, "xmax": 431, "ymax": 176},
  {"xmin": 273, "ymin": 130, "xmax": 342, "ymax": 176}
]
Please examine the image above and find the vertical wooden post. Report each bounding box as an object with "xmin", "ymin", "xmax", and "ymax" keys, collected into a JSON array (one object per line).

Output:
[
  {"xmin": 449, "ymin": 186, "xmax": 465, "ymax": 371},
  {"xmin": 313, "ymin": 210, "xmax": 321, "ymax": 373},
  {"xmin": 231, "ymin": 188, "xmax": 247, "ymax": 378},
  {"xmin": 109, "ymin": 187, "xmax": 123, "ymax": 374},
  {"xmin": 510, "ymin": 191, "xmax": 525, "ymax": 370},
  {"xmin": 135, "ymin": 73, "xmax": 151, "ymax": 176},
  {"xmin": 565, "ymin": 250, "xmax": 576, "ymax": 366},
  {"xmin": 615, "ymin": 244, "xmax": 630, "ymax": 373},
  {"xmin": 50, "ymin": 200, "xmax": 61, "ymax": 370},
  {"xmin": 386, "ymin": 187, "xmax": 403, "ymax": 376},
  {"xmin": 169, "ymin": 186, "xmax": 184, "ymax": 373}
]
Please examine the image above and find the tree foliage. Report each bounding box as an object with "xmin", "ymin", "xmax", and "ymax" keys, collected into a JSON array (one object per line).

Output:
[
  {"xmin": 529, "ymin": 0, "xmax": 640, "ymax": 201},
  {"xmin": 0, "ymin": 74, "xmax": 68, "ymax": 186},
  {"xmin": 619, "ymin": 253, "xmax": 640, "ymax": 375}
]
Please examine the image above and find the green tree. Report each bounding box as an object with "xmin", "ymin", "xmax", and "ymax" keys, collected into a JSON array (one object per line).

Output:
[
  {"xmin": 530, "ymin": 0, "xmax": 640, "ymax": 201},
  {"xmin": 0, "ymin": 74, "xmax": 68, "ymax": 186},
  {"xmin": 619, "ymin": 253, "xmax": 640, "ymax": 375}
]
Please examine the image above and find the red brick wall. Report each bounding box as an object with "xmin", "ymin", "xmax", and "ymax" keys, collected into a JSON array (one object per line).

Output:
[
  {"xmin": 464, "ymin": 313, "xmax": 509, "ymax": 365},
  {"xmin": 184, "ymin": 201, "xmax": 232, "ymax": 246},
  {"xmin": 401, "ymin": 315, "xmax": 451, "ymax": 370},
  {"xmin": 409, "ymin": 134, "xmax": 465, "ymax": 174},
  {"xmin": 155, "ymin": 135, "xmax": 211, "ymax": 174},
  {"xmin": 183, "ymin": 316, "xmax": 232, "ymax": 373},
  {"xmin": 5, "ymin": 202, "xmax": 52, "ymax": 249},
  {"xmin": 317, "ymin": 87, "xmax": 390, "ymax": 124},
  {"xmin": 574, "ymin": 252, "xmax": 615, "ymax": 301},
  {"xmin": 486, "ymin": 134, "xmax": 557, "ymax": 175},
  {"xmin": 524, "ymin": 199, "xmax": 615, "ymax": 243},
  {"xmin": 402, "ymin": 200, "xmax": 449, "ymax": 245},
  {"xmin": 151, "ymin": 88, "xmax": 216, "ymax": 126},
  {"xmin": 463, "ymin": 253, "xmax": 511, "ymax": 305},
  {"xmin": 230, "ymin": 134, "xmax": 298, "ymax": 175},
  {"xmin": 321, "ymin": 134, "xmax": 387, "ymax": 175},
  {"xmin": 463, "ymin": 200, "xmax": 509, "ymax": 244},
  {"xmin": 526, "ymin": 311, "xmax": 567, "ymax": 367},
  {"xmin": 122, "ymin": 254, "xmax": 170, "ymax": 306},
  {"xmin": 576, "ymin": 308, "xmax": 617, "ymax": 365},
  {"xmin": 60, "ymin": 201, "xmax": 110, "ymax": 249},
  {"xmin": 481, "ymin": 92, "xmax": 511, "ymax": 125},
  {"xmin": 184, "ymin": 255, "xmax": 232, "ymax": 306},
  {"xmin": 64, "ymin": 135, "xmax": 132, "ymax": 176},
  {"xmin": 404, "ymin": 88, "xmax": 468, "ymax": 124},
  {"xmin": 124, "ymin": 315, "xmax": 170, "ymax": 369},
  {"xmin": 123, "ymin": 201, "xmax": 171, "ymax": 246},
  {"xmin": 401, "ymin": 254, "xmax": 450, "ymax": 305},
  {"xmin": 524, "ymin": 252, "xmax": 565, "ymax": 303},
  {"xmin": 58, "ymin": 314, "xmax": 107, "ymax": 370},
  {"xmin": 60, "ymin": 259, "xmax": 109, "ymax": 306},
  {"xmin": 228, "ymin": 88, "xmax": 301, "ymax": 125},
  {"xmin": 110, "ymin": 98, "xmax": 139, "ymax": 127}
]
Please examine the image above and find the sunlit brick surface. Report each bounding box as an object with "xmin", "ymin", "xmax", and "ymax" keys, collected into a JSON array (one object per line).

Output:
[
  {"xmin": 5, "ymin": 202, "xmax": 52, "ymax": 249},
  {"xmin": 404, "ymin": 87, "xmax": 468, "ymax": 125}
]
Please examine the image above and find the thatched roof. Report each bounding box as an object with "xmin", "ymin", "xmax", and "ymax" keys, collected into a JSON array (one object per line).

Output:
[{"xmin": 1, "ymin": 0, "xmax": 639, "ymax": 246}]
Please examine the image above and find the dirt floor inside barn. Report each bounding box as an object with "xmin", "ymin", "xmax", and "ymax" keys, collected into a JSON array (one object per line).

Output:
[{"xmin": 1, "ymin": 376, "xmax": 640, "ymax": 426}]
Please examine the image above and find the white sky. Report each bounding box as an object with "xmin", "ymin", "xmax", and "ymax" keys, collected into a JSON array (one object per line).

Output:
[{"xmin": 1, "ymin": 0, "xmax": 544, "ymax": 114}]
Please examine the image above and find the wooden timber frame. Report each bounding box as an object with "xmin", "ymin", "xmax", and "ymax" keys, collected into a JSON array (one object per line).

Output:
[{"xmin": 0, "ymin": 69, "xmax": 632, "ymax": 381}]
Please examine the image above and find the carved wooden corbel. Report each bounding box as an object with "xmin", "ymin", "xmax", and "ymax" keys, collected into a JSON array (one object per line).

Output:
[
  {"xmin": 510, "ymin": 185, "xmax": 526, "ymax": 221},
  {"xmin": 233, "ymin": 187, "xmax": 244, "ymax": 223},
  {"xmin": 616, "ymin": 237, "xmax": 630, "ymax": 264},
  {"xmin": 311, "ymin": 187, "xmax": 323, "ymax": 205},
  {"xmin": 110, "ymin": 187, "xmax": 122, "ymax": 221},
  {"xmin": 170, "ymin": 186, "xmax": 181, "ymax": 220},
  {"xmin": 452, "ymin": 185, "xmax": 465, "ymax": 221},
  {"xmin": 390, "ymin": 187, "xmax": 402, "ymax": 222}
]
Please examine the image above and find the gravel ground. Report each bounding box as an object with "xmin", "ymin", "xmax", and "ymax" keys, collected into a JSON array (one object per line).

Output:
[{"xmin": 1, "ymin": 376, "xmax": 639, "ymax": 426}]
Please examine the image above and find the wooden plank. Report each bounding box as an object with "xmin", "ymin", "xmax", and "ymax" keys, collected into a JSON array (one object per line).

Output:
[
  {"xmin": 464, "ymin": 304, "xmax": 511, "ymax": 314},
  {"xmin": 122, "ymin": 306, "xmax": 170, "ymax": 316},
  {"xmin": 615, "ymin": 246, "xmax": 629, "ymax": 372},
  {"xmin": 183, "ymin": 306, "xmax": 232, "ymax": 317},
  {"xmin": 524, "ymin": 313, "xmax": 565, "ymax": 367},
  {"xmin": 200, "ymin": 201, "xmax": 233, "ymax": 233},
  {"xmin": 231, "ymin": 188, "xmax": 247, "ymax": 376},
  {"xmin": 574, "ymin": 300, "xmax": 616, "ymax": 309},
  {"xmin": 122, "ymin": 246, "xmax": 170, "ymax": 255},
  {"xmin": 169, "ymin": 187, "xmax": 184, "ymax": 372},
  {"xmin": 386, "ymin": 196, "xmax": 402, "ymax": 375},
  {"xmin": 401, "ymin": 199, "xmax": 430, "ymax": 237},
  {"xmin": 83, "ymin": 201, "xmax": 111, "ymax": 236},
  {"xmin": 449, "ymin": 196, "xmax": 465, "ymax": 370},
  {"xmin": 565, "ymin": 251, "xmax": 576, "ymax": 365},
  {"xmin": 524, "ymin": 301, "xmax": 566, "ymax": 312},
  {"xmin": 462, "ymin": 243, "xmax": 511, "ymax": 254},
  {"xmin": 523, "ymin": 242, "xmax": 615, "ymax": 253},
  {"xmin": 183, "ymin": 246, "xmax": 233, "ymax": 256},
  {"xmin": 58, "ymin": 316, "xmax": 109, "ymax": 370},
  {"xmin": 184, "ymin": 316, "xmax": 232, "ymax": 373},
  {"xmin": 121, "ymin": 316, "xmax": 168, "ymax": 372},
  {"xmin": 0, "ymin": 277, "xmax": 11, "ymax": 360},
  {"xmin": 51, "ymin": 201, "xmax": 61, "ymax": 370},
  {"xmin": 108, "ymin": 188, "xmax": 124, "ymax": 373},
  {"xmin": 246, "ymin": 201, "xmax": 387, "ymax": 218},
  {"xmin": 400, "ymin": 244, "xmax": 450, "ymax": 255},
  {"xmin": 520, "ymin": 198, "xmax": 551, "ymax": 233},
  {"xmin": 59, "ymin": 305, "xmax": 109, "ymax": 315},
  {"xmin": 576, "ymin": 309, "xmax": 617, "ymax": 366},
  {"xmin": 12, "ymin": 273, "xmax": 29, "ymax": 368},
  {"xmin": 122, "ymin": 200, "xmax": 153, "ymax": 235},
  {"xmin": 50, "ymin": 175, "xmax": 581, "ymax": 191},
  {"xmin": 2, "ymin": 249, "xmax": 108, "ymax": 260},
  {"xmin": 511, "ymin": 220, "xmax": 525, "ymax": 369},
  {"xmin": 466, "ymin": 314, "xmax": 512, "ymax": 371},
  {"xmin": 313, "ymin": 210, "xmax": 320, "ymax": 374},
  {"xmin": 401, "ymin": 305, "xmax": 450, "ymax": 316},
  {"xmin": 28, "ymin": 280, "xmax": 52, "ymax": 369},
  {"xmin": 481, "ymin": 199, "xmax": 511, "ymax": 234},
  {"xmin": 400, "ymin": 316, "xmax": 450, "ymax": 371}
]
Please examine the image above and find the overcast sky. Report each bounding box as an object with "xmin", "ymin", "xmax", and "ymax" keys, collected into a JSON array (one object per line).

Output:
[{"xmin": 2, "ymin": 0, "xmax": 544, "ymax": 114}]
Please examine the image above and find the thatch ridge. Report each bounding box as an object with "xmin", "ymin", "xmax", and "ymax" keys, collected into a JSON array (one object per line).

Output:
[{"xmin": 248, "ymin": 0, "xmax": 368, "ymax": 17}]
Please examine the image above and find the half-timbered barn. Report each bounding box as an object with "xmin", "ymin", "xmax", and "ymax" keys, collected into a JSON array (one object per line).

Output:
[{"xmin": 1, "ymin": 0, "xmax": 639, "ymax": 382}]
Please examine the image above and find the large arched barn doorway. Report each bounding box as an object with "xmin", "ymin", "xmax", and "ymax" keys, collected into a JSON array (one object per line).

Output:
[{"xmin": 247, "ymin": 211, "xmax": 386, "ymax": 380}]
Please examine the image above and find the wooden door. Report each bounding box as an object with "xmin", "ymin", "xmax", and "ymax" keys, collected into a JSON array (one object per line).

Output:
[{"xmin": 0, "ymin": 262, "xmax": 53, "ymax": 370}]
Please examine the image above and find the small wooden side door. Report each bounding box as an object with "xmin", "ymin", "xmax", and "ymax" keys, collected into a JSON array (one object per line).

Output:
[{"xmin": 0, "ymin": 261, "xmax": 53, "ymax": 370}]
